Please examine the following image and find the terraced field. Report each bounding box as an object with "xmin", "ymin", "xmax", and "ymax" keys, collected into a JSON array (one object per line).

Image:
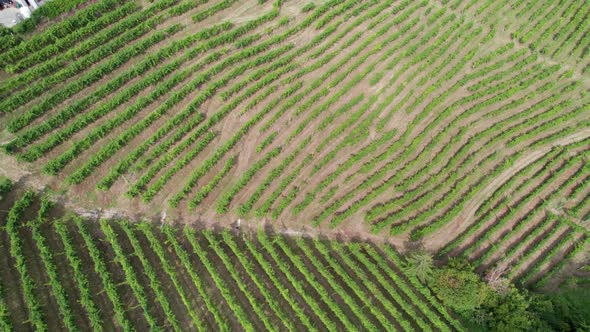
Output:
[
  {"xmin": 0, "ymin": 189, "xmax": 465, "ymax": 331},
  {"xmin": 0, "ymin": 0, "xmax": 589, "ymax": 304}
]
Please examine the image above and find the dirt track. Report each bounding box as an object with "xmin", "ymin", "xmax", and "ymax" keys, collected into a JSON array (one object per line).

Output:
[{"xmin": 426, "ymin": 127, "xmax": 590, "ymax": 251}]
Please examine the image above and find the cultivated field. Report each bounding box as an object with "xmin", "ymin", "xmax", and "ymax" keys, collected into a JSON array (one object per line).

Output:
[
  {"xmin": 0, "ymin": 189, "xmax": 464, "ymax": 331},
  {"xmin": 0, "ymin": 0, "xmax": 589, "ymax": 296}
]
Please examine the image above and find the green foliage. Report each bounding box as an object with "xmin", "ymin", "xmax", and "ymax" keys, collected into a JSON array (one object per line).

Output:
[
  {"xmin": 0, "ymin": 283, "xmax": 11, "ymax": 331},
  {"xmin": 404, "ymin": 251, "xmax": 434, "ymax": 283},
  {"xmin": 0, "ymin": 188, "xmax": 472, "ymax": 331},
  {"xmin": 535, "ymin": 237, "xmax": 590, "ymax": 289},
  {"xmin": 136, "ymin": 223, "xmax": 204, "ymax": 330},
  {"xmin": 6, "ymin": 2, "xmax": 138, "ymax": 74},
  {"xmin": 302, "ymin": 2, "xmax": 316, "ymax": 13},
  {"xmin": 429, "ymin": 265, "xmax": 490, "ymax": 314},
  {"xmin": 0, "ymin": 3, "xmax": 154, "ymax": 96},
  {"xmin": 54, "ymin": 220, "xmax": 102, "ymax": 331},
  {"xmin": 257, "ymin": 231, "xmax": 338, "ymax": 331},
  {"xmin": 118, "ymin": 222, "xmax": 181, "ymax": 332},
  {"xmin": 30, "ymin": 199, "xmax": 78, "ymax": 331},
  {"xmin": 11, "ymin": 0, "xmax": 114, "ymax": 36},
  {"xmin": 256, "ymin": 131, "xmax": 278, "ymax": 153},
  {"xmin": 5, "ymin": 21, "xmax": 178, "ymax": 123},
  {"xmin": 477, "ymin": 287, "xmax": 544, "ymax": 332},
  {"xmin": 202, "ymin": 231, "xmax": 277, "ymax": 331},
  {"xmin": 75, "ymin": 218, "xmax": 133, "ymax": 331},
  {"xmin": 189, "ymin": 156, "xmax": 236, "ymax": 209},
  {"xmin": 221, "ymin": 231, "xmax": 295, "ymax": 331},
  {"xmin": 242, "ymin": 233, "xmax": 317, "ymax": 331},
  {"xmin": 5, "ymin": 192, "xmax": 47, "ymax": 331},
  {"xmin": 423, "ymin": 257, "xmax": 579, "ymax": 331},
  {"xmin": 278, "ymin": 16, "xmax": 289, "ymax": 26},
  {"xmin": 242, "ymin": 138, "xmax": 309, "ymax": 215},
  {"xmin": 0, "ymin": 177, "xmax": 12, "ymax": 196},
  {"xmin": 0, "ymin": 1, "xmax": 588, "ymax": 331},
  {"xmin": 332, "ymin": 242, "xmax": 421, "ymax": 331},
  {"xmin": 160, "ymin": 225, "xmax": 227, "ymax": 330},
  {"xmin": 310, "ymin": 240, "xmax": 390, "ymax": 330},
  {"xmin": 383, "ymin": 245, "xmax": 465, "ymax": 331},
  {"xmin": 234, "ymin": 34, "xmax": 259, "ymax": 49},
  {"xmin": 184, "ymin": 228, "xmax": 256, "ymax": 331},
  {"xmin": 302, "ymin": 239, "xmax": 382, "ymax": 331},
  {"xmin": 13, "ymin": 21, "xmax": 228, "ymax": 159},
  {"xmin": 12, "ymin": 0, "xmax": 84, "ymax": 34},
  {"xmin": 0, "ymin": 26, "xmax": 22, "ymax": 53},
  {"xmin": 100, "ymin": 220, "xmax": 161, "ymax": 330},
  {"xmin": 192, "ymin": 0, "xmax": 237, "ymax": 22},
  {"xmin": 256, "ymin": 156, "xmax": 310, "ymax": 217},
  {"xmin": 538, "ymin": 280, "xmax": 590, "ymax": 331}
]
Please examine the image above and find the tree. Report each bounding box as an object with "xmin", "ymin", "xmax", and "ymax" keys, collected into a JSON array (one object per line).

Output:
[
  {"xmin": 429, "ymin": 266, "xmax": 490, "ymax": 314},
  {"xmin": 482, "ymin": 286, "xmax": 546, "ymax": 331},
  {"xmin": 404, "ymin": 251, "xmax": 434, "ymax": 283},
  {"xmin": 536, "ymin": 278, "xmax": 590, "ymax": 331},
  {"xmin": 426, "ymin": 257, "xmax": 553, "ymax": 331},
  {"xmin": 0, "ymin": 26, "xmax": 21, "ymax": 55},
  {"xmin": 485, "ymin": 264, "xmax": 511, "ymax": 295}
]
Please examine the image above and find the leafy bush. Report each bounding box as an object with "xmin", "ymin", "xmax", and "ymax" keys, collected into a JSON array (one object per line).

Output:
[
  {"xmin": 0, "ymin": 26, "xmax": 21, "ymax": 53},
  {"xmin": 537, "ymin": 280, "xmax": 590, "ymax": 331},
  {"xmin": 12, "ymin": 0, "xmax": 90, "ymax": 34},
  {"xmin": 0, "ymin": 176, "xmax": 12, "ymax": 196},
  {"xmin": 302, "ymin": 2, "xmax": 316, "ymax": 12}
]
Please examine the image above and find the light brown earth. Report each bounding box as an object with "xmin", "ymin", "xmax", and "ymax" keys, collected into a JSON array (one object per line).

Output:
[{"xmin": 1, "ymin": 0, "xmax": 589, "ymax": 289}]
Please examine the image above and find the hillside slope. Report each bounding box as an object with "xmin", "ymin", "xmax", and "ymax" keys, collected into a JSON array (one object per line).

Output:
[
  {"xmin": 0, "ymin": 188, "xmax": 463, "ymax": 331},
  {"xmin": 0, "ymin": 0, "xmax": 589, "ymax": 296}
]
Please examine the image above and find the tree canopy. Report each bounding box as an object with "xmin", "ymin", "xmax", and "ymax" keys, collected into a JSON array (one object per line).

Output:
[{"xmin": 415, "ymin": 255, "xmax": 590, "ymax": 331}]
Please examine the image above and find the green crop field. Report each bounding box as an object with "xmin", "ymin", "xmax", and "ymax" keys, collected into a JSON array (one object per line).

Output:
[
  {"xmin": 0, "ymin": 189, "xmax": 465, "ymax": 331},
  {"xmin": 0, "ymin": 0, "xmax": 589, "ymax": 330}
]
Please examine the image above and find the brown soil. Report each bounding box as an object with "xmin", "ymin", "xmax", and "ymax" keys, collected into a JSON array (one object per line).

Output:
[{"xmin": 0, "ymin": 0, "xmax": 588, "ymax": 283}]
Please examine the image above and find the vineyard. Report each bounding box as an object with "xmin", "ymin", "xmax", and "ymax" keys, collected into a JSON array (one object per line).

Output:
[
  {"xmin": 0, "ymin": 0, "xmax": 589, "ymax": 327},
  {"xmin": 0, "ymin": 189, "xmax": 466, "ymax": 331}
]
